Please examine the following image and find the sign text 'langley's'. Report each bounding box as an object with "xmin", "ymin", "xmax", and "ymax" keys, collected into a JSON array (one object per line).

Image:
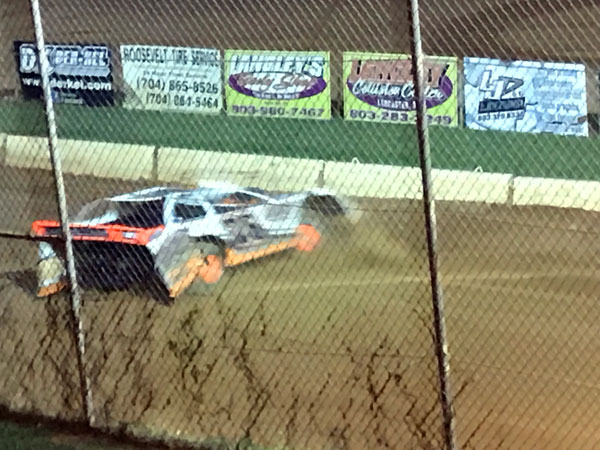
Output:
[{"xmin": 228, "ymin": 54, "xmax": 327, "ymax": 100}]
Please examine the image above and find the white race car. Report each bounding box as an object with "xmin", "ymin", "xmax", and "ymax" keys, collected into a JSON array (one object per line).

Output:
[{"xmin": 31, "ymin": 181, "xmax": 358, "ymax": 300}]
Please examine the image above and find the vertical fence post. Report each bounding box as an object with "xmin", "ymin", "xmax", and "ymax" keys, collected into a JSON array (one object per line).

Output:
[
  {"xmin": 406, "ymin": 0, "xmax": 457, "ymax": 448},
  {"xmin": 29, "ymin": 0, "xmax": 94, "ymax": 425}
]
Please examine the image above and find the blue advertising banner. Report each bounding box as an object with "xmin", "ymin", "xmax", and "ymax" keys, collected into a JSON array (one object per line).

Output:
[{"xmin": 464, "ymin": 57, "xmax": 588, "ymax": 137}]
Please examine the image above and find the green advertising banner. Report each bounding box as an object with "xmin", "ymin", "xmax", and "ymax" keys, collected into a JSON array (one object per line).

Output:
[
  {"xmin": 343, "ymin": 51, "xmax": 458, "ymax": 126},
  {"xmin": 224, "ymin": 49, "xmax": 331, "ymax": 120}
]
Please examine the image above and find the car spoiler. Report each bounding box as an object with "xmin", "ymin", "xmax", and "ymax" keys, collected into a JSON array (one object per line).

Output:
[{"xmin": 31, "ymin": 220, "xmax": 164, "ymax": 246}]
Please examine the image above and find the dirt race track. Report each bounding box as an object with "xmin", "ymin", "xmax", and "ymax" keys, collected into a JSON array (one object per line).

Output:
[{"xmin": 1, "ymin": 165, "xmax": 600, "ymax": 449}]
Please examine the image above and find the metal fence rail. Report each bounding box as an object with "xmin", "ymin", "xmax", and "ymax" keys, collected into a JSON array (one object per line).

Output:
[{"xmin": 0, "ymin": 0, "xmax": 599, "ymax": 449}]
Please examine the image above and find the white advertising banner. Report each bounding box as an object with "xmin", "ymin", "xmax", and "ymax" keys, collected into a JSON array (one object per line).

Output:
[
  {"xmin": 464, "ymin": 57, "xmax": 588, "ymax": 136},
  {"xmin": 120, "ymin": 44, "xmax": 222, "ymax": 113}
]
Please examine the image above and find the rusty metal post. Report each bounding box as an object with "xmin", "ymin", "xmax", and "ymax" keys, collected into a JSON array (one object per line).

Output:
[
  {"xmin": 407, "ymin": 0, "xmax": 457, "ymax": 448},
  {"xmin": 29, "ymin": 0, "xmax": 94, "ymax": 425}
]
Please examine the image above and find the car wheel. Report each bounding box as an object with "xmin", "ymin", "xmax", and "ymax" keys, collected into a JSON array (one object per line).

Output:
[
  {"xmin": 295, "ymin": 223, "xmax": 322, "ymax": 252},
  {"xmin": 185, "ymin": 242, "xmax": 225, "ymax": 296}
]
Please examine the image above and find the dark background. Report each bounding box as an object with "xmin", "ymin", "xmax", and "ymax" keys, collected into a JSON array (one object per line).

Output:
[{"xmin": 1, "ymin": 0, "xmax": 599, "ymax": 111}]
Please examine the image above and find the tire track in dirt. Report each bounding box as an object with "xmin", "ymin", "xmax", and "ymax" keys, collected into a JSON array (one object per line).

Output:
[{"xmin": 2, "ymin": 166, "xmax": 600, "ymax": 448}]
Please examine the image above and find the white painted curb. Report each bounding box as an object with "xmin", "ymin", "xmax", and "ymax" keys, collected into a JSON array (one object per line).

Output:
[
  {"xmin": 2, "ymin": 133, "xmax": 598, "ymax": 212},
  {"xmin": 431, "ymin": 168, "xmax": 513, "ymax": 204}
]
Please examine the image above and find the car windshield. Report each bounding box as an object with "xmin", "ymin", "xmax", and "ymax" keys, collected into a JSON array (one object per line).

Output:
[{"xmin": 73, "ymin": 198, "xmax": 165, "ymax": 228}]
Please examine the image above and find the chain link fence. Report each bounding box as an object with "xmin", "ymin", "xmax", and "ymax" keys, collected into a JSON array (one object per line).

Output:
[
  {"xmin": 0, "ymin": 0, "xmax": 85, "ymax": 431},
  {"xmin": 420, "ymin": 1, "xmax": 600, "ymax": 449},
  {"xmin": 1, "ymin": 0, "xmax": 600, "ymax": 449}
]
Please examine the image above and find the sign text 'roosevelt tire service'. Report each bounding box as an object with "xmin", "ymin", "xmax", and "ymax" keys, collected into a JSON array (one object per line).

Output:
[
  {"xmin": 464, "ymin": 57, "xmax": 588, "ymax": 136},
  {"xmin": 225, "ymin": 49, "xmax": 331, "ymax": 120},
  {"xmin": 343, "ymin": 52, "xmax": 458, "ymax": 126},
  {"xmin": 14, "ymin": 41, "xmax": 114, "ymax": 106},
  {"xmin": 120, "ymin": 44, "xmax": 222, "ymax": 113}
]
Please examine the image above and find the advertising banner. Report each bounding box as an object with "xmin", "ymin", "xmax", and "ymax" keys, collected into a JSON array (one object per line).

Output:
[
  {"xmin": 120, "ymin": 44, "xmax": 222, "ymax": 113},
  {"xmin": 343, "ymin": 51, "xmax": 458, "ymax": 126},
  {"xmin": 464, "ymin": 57, "xmax": 588, "ymax": 136},
  {"xmin": 224, "ymin": 49, "xmax": 331, "ymax": 120},
  {"xmin": 14, "ymin": 41, "xmax": 113, "ymax": 106}
]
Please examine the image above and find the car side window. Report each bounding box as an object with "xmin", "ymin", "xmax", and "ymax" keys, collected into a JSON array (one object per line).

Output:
[
  {"xmin": 173, "ymin": 203, "xmax": 206, "ymax": 221},
  {"xmin": 214, "ymin": 204, "xmax": 237, "ymax": 214}
]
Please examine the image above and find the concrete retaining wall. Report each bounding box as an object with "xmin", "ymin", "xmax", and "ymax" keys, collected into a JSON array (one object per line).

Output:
[
  {"xmin": 513, "ymin": 176, "xmax": 600, "ymax": 212},
  {"xmin": 158, "ymin": 147, "xmax": 324, "ymax": 192},
  {"xmin": 4, "ymin": 134, "xmax": 155, "ymax": 180},
  {"xmin": 1, "ymin": 132, "xmax": 598, "ymax": 212}
]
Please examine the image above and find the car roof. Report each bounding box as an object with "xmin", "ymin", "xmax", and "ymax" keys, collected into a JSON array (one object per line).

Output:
[
  {"xmin": 109, "ymin": 187, "xmax": 190, "ymax": 202},
  {"xmin": 108, "ymin": 183, "xmax": 271, "ymax": 203}
]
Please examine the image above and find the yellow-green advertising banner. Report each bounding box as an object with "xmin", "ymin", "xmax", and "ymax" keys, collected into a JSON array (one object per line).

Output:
[
  {"xmin": 225, "ymin": 49, "xmax": 331, "ymax": 120},
  {"xmin": 343, "ymin": 52, "xmax": 458, "ymax": 126}
]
